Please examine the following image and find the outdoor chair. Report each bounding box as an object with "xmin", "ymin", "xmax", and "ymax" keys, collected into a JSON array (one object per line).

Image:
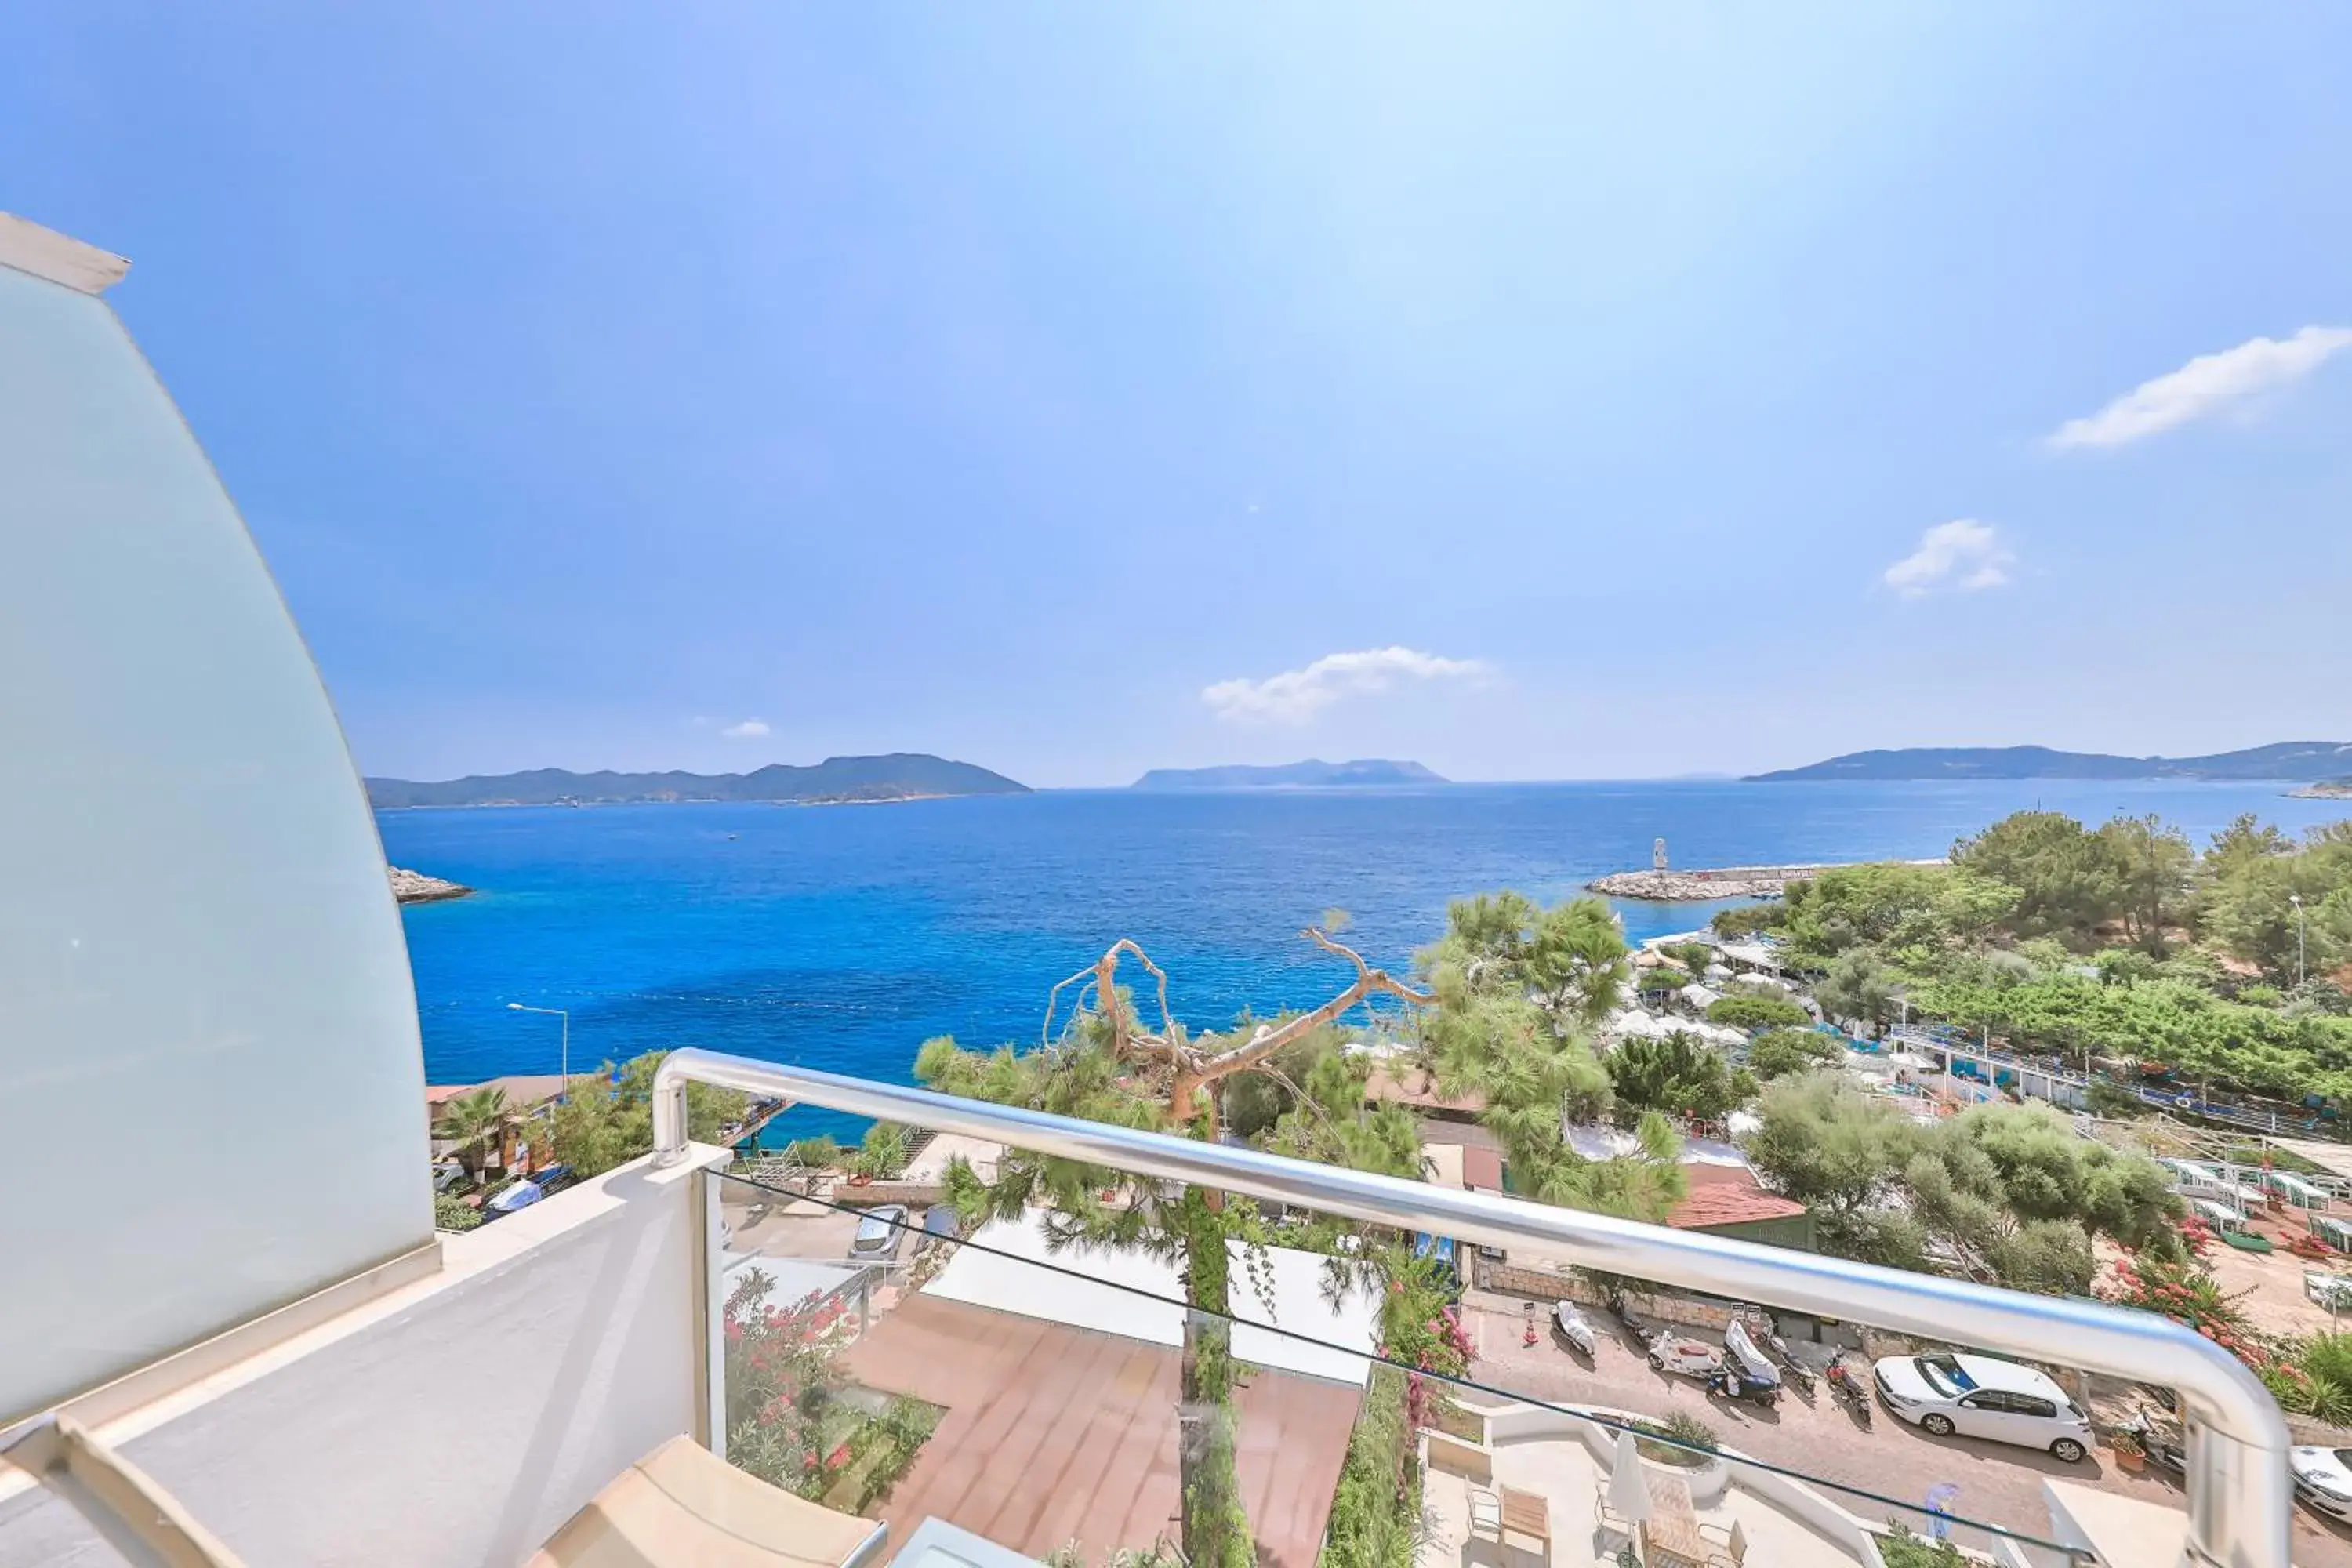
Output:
[
  {"xmin": 1468, "ymin": 1487, "xmax": 1504, "ymax": 1543},
  {"xmin": 1593, "ymin": 1495, "xmax": 1634, "ymax": 1546},
  {"xmin": 1697, "ymin": 1516, "xmax": 1748, "ymax": 1566},
  {"xmin": 527, "ymin": 1434, "xmax": 889, "ymax": 1568}
]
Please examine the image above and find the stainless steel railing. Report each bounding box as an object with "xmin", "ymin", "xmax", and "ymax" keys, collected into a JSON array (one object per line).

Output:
[{"xmin": 652, "ymin": 1047, "xmax": 2292, "ymax": 1568}]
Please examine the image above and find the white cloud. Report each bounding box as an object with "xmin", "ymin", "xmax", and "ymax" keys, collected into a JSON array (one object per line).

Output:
[
  {"xmin": 1882, "ymin": 520, "xmax": 2016, "ymax": 599},
  {"xmin": 1202, "ymin": 646, "xmax": 1488, "ymax": 725},
  {"xmin": 2048, "ymin": 325, "xmax": 2352, "ymax": 450},
  {"xmin": 720, "ymin": 719, "xmax": 771, "ymax": 739}
]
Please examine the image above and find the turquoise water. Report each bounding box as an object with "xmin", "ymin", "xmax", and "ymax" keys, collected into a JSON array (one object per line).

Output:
[{"xmin": 380, "ymin": 779, "xmax": 2348, "ymax": 1140}]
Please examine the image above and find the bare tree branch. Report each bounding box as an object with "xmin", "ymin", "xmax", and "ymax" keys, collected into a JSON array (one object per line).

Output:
[
  {"xmin": 1042, "ymin": 965, "xmax": 1099, "ymax": 1048},
  {"xmin": 1038, "ymin": 926, "xmax": 1432, "ymax": 1134},
  {"xmin": 1044, "ymin": 938, "xmax": 1177, "ymax": 1050},
  {"xmin": 1187, "ymin": 927, "xmax": 1435, "ymax": 1080}
]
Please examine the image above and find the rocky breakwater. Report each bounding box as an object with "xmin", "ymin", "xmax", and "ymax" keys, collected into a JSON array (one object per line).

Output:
[
  {"xmin": 1589, "ymin": 869, "xmax": 1807, "ymax": 900},
  {"xmin": 1590, "ymin": 859, "xmax": 1943, "ymax": 901},
  {"xmin": 389, "ymin": 866, "xmax": 471, "ymax": 904}
]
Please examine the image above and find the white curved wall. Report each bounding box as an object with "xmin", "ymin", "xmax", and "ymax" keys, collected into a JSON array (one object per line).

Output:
[{"xmin": 0, "ymin": 246, "xmax": 432, "ymax": 1421}]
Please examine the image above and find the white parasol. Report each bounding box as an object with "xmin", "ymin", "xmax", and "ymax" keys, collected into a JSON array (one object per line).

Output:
[{"xmin": 1609, "ymin": 1428, "xmax": 1653, "ymax": 1522}]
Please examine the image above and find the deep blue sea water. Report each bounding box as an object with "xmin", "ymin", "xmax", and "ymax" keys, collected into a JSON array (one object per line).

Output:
[{"xmin": 380, "ymin": 780, "xmax": 2350, "ymax": 1142}]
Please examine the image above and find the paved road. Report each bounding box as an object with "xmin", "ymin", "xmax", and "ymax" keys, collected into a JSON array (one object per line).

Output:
[{"xmin": 1458, "ymin": 1294, "xmax": 2352, "ymax": 1566}]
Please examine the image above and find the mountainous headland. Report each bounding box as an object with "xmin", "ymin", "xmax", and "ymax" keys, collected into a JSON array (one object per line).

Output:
[
  {"xmin": 1748, "ymin": 741, "xmax": 2352, "ymax": 784},
  {"xmin": 367, "ymin": 753, "xmax": 1029, "ymax": 809},
  {"xmin": 1131, "ymin": 759, "xmax": 1448, "ymax": 790}
]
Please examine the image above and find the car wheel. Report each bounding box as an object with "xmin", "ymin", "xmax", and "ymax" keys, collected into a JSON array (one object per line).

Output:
[
  {"xmin": 1921, "ymin": 1414, "xmax": 1955, "ymax": 1437},
  {"xmin": 2051, "ymin": 1438, "xmax": 2086, "ymax": 1463}
]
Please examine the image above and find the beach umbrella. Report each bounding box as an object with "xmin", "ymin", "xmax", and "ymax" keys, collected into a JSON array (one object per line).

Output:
[{"xmin": 1609, "ymin": 1429, "xmax": 1652, "ymax": 1522}]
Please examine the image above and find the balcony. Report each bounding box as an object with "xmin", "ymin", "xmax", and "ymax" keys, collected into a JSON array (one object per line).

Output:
[
  {"xmin": 0, "ymin": 210, "xmax": 2296, "ymax": 1568},
  {"xmin": 1, "ymin": 1050, "xmax": 2288, "ymax": 1568}
]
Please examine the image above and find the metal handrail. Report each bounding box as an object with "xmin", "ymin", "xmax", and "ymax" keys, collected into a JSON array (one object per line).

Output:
[{"xmin": 653, "ymin": 1047, "xmax": 2291, "ymax": 1568}]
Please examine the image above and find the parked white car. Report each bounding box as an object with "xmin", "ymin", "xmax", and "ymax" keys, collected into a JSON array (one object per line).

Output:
[
  {"xmin": 2291, "ymin": 1446, "xmax": 2352, "ymax": 1520},
  {"xmin": 1871, "ymin": 1352, "xmax": 2093, "ymax": 1462}
]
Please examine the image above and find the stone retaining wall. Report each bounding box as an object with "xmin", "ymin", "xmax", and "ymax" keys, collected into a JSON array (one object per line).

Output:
[
  {"xmin": 833, "ymin": 1181, "xmax": 946, "ymax": 1210},
  {"xmin": 1480, "ymin": 1262, "xmax": 1737, "ymax": 1330}
]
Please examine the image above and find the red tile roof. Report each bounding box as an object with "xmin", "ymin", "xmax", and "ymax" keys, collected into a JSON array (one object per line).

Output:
[
  {"xmin": 1667, "ymin": 1180, "xmax": 1809, "ymax": 1231},
  {"xmin": 1462, "ymin": 1147, "xmax": 1504, "ymax": 1192},
  {"xmin": 1364, "ymin": 1067, "xmax": 1488, "ymax": 1114}
]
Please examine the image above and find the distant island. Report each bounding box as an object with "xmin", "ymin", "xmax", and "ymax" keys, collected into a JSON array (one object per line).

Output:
[
  {"xmin": 1748, "ymin": 741, "xmax": 2352, "ymax": 784},
  {"xmin": 2291, "ymin": 779, "xmax": 2352, "ymax": 800},
  {"xmin": 368, "ymin": 753, "xmax": 1029, "ymax": 809},
  {"xmin": 1131, "ymin": 759, "xmax": 1447, "ymax": 790}
]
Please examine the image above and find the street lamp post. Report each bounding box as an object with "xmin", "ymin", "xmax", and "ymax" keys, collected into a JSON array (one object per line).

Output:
[
  {"xmin": 507, "ymin": 1003, "xmax": 571, "ymax": 1099},
  {"xmin": 2291, "ymin": 894, "xmax": 2307, "ymax": 989}
]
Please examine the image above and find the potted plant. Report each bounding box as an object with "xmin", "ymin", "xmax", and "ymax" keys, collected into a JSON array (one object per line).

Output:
[{"xmin": 2111, "ymin": 1428, "xmax": 2145, "ymax": 1473}]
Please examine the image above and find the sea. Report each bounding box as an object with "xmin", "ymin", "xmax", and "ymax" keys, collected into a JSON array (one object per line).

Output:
[{"xmin": 380, "ymin": 779, "xmax": 2350, "ymax": 1143}]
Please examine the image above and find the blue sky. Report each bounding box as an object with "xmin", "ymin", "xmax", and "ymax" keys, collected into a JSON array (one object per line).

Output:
[{"xmin": 5, "ymin": 5, "xmax": 2348, "ymax": 786}]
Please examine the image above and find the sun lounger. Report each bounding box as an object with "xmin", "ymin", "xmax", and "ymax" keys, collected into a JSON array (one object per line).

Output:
[{"xmin": 527, "ymin": 1435, "xmax": 889, "ymax": 1568}]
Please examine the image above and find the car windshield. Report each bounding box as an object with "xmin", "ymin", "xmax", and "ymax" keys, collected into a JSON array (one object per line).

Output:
[
  {"xmin": 2336, "ymin": 1450, "xmax": 2352, "ymax": 1471},
  {"xmin": 1915, "ymin": 1356, "xmax": 1967, "ymax": 1398},
  {"xmin": 855, "ymin": 1213, "xmax": 894, "ymax": 1243}
]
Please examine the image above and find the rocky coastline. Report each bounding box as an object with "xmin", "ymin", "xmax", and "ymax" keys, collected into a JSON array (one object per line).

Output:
[
  {"xmin": 390, "ymin": 866, "xmax": 472, "ymax": 904},
  {"xmin": 2288, "ymin": 780, "xmax": 2352, "ymax": 800}
]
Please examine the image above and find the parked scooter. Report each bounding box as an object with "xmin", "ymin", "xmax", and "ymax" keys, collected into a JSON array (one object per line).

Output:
[
  {"xmin": 1824, "ymin": 1355, "xmax": 1873, "ymax": 1428},
  {"xmin": 1722, "ymin": 1319, "xmax": 1788, "ymax": 1403},
  {"xmin": 1734, "ymin": 1306, "xmax": 1816, "ymax": 1397},
  {"xmin": 1646, "ymin": 1327, "xmax": 1780, "ymax": 1408},
  {"xmin": 2119, "ymin": 1405, "xmax": 2184, "ymax": 1475},
  {"xmin": 1552, "ymin": 1300, "xmax": 1598, "ymax": 1359}
]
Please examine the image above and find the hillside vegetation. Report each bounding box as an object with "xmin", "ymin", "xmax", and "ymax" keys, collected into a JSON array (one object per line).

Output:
[
  {"xmin": 1715, "ymin": 809, "xmax": 2352, "ymax": 1098},
  {"xmin": 368, "ymin": 753, "xmax": 1029, "ymax": 808},
  {"xmin": 1749, "ymin": 740, "xmax": 2352, "ymax": 782}
]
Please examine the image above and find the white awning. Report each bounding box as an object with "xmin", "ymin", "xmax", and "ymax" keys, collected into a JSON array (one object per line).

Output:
[
  {"xmin": 922, "ymin": 1209, "xmax": 1379, "ymax": 1386},
  {"xmin": 2267, "ymin": 1138, "xmax": 2352, "ymax": 1184}
]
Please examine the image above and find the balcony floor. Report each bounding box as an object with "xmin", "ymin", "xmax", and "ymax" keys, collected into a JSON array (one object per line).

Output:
[{"xmin": 843, "ymin": 1292, "xmax": 1360, "ymax": 1568}]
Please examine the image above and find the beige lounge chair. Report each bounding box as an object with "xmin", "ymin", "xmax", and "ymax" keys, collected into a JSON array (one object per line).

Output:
[
  {"xmin": 527, "ymin": 1435, "xmax": 889, "ymax": 1568},
  {"xmin": 1697, "ymin": 1515, "xmax": 1748, "ymax": 1566},
  {"xmin": 1467, "ymin": 1487, "xmax": 1504, "ymax": 1542}
]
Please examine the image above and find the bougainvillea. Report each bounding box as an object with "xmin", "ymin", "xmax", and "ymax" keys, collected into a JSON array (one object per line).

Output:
[{"xmin": 2099, "ymin": 1249, "xmax": 2274, "ymax": 1371}]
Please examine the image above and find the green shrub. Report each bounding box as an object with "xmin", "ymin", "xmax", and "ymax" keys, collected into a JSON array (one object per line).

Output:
[
  {"xmin": 1877, "ymin": 1523, "xmax": 1965, "ymax": 1566},
  {"xmin": 1319, "ymin": 1367, "xmax": 1419, "ymax": 1568},
  {"xmin": 1706, "ymin": 995, "xmax": 1811, "ymax": 1033},
  {"xmin": 433, "ymin": 1194, "xmax": 483, "ymax": 1232},
  {"xmin": 1664, "ymin": 942, "xmax": 1715, "ymax": 976},
  {"xmin": 1711, "ymin": 903, "xmax": 1781, "ymax": 938},
  {"xmin": 848, "ymin": 1123, "xmax": 912, "ymax": 1181},
  {"xmin": 1629, "ymin": 1411, "xmax": 1717, "ymax": 1466},
  {"xmin": 1747, "ymin": 1028, "xmax": 1842, "ymax": 1080}
]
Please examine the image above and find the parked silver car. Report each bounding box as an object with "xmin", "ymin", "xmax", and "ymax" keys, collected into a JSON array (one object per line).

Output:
[{"xmin": 849, "ymin": 1204, "xmax": 911, "ymax": 1260}]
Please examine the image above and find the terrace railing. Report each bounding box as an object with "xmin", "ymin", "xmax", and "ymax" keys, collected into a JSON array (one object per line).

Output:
[{"xmin": 655, "ymin": 1048, "xmax": 2292, "ymax": 1568}]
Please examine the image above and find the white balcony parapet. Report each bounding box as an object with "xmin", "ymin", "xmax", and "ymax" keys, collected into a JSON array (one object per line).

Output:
[{"xmin": 653, "ymin": 1047, "xmax": 2292, "ymax": 1568}]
